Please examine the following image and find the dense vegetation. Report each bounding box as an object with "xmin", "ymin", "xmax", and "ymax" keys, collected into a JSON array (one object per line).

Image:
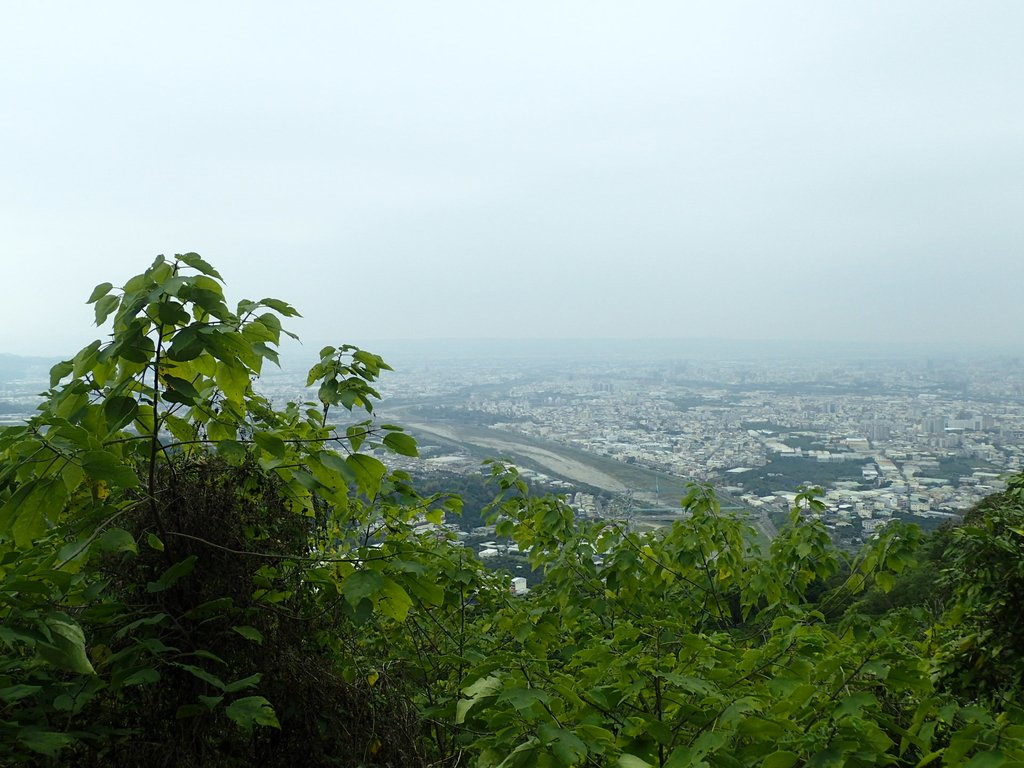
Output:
[{"xmin": 1, "ymin": 255, "xmax": 1022, "ymax": 766}]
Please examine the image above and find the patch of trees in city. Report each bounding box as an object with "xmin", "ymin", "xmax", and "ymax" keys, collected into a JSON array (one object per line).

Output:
[
  {"xmin": 1, "ymin": 255, "xmax": 1023, "ymax": 766},
  {"xmin": 735, "ymin": 455, "xmax": 868, "ymax": 497}
]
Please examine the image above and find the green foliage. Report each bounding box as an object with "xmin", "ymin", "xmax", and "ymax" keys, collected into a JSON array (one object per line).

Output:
[
  {"xmin": 2, "ymin": 254, "xmax": 1023, "ymax": 767},
  {"xmin": 441, "ymin": 469, "xmax": 1024, "ymax": 767},
  {"xmin": 0, "ymin": 254, "xmax": 448, "ymax": 765},
  {"xmin": 932, "ymin": 476, "xmax": 1024, "ymax": 705}
]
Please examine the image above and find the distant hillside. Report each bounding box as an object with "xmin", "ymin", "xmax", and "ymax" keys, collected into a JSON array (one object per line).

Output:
[{"xmin": 0, "ymin": 352, "xmax": 62, "ymax": 383}]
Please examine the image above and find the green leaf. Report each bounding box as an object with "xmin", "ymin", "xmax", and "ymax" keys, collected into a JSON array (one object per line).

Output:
[
  {"xmin": 166, "ymin": 326, "xmax": 205, "ymax": 361},
  {"xmin": 121, "ymin": 668, "xmax": 161, "ymax": 687},
  {"xmin": 377, "ymin": 578, "xmax": 413, "ymax": 622},
  {"xmin": 99, "ymin": 528, "xmax": 138, "ymax": 554},
  {"xmin": 71, "ymin": 339, "xmax": 101, "ymax": 377},
  {"xmin": 289, "ymin": 469, "xmax": 322, "ymax": 491},
  {"xmin": 162, "ymin": 375, "xmax": 201, "ymax": 402},
  {"xmin": 875, "ymin": 571, "xmax": 896, "ymax": 593},
  {"xmin": 342, "ymin": 570, "xmax": 385, "ymax": 606},
  {"xmin": 259, "ymin": 297, "xmax": 300, "ymax": 317},
  {"xmin": 962, "ymin": 752, "xmax": 1008, "ymax": 768},
  {"xmin": 251, "ymin": 341, "xmax": 280, "ymax": 366},
  {"xmin": 147, "ymin": 555, "xmax": 198, "ymax": 592},
  {"xmin": 39, "ymin": 615, "xmax": 95, "ymax": 675},
  {"xmin": 156, "ymin": 299, "xmax": 188, "ymax": 325},
  {"xmin": 49, "ymin": 359, "xmax": 74, "ymax": 387},
  {"xmin": 500, "ymin": 686, "xmax": 550, "ymax": 710},
  {"xmin": 0, "ymin": 684, "xmax": 43, "ymax": 703},
  {"xmin": 147, "ymin": 532, "xmax": 165, "ymax": 552},
  {"xmin": 0, "ymin": 477, "xmax": 67, "ymax": 548},
  {"xmin": 225, "ymin": 696, "xmax": 280, "ymax": 730},
  {"xmin": 347, "ymin": 454, "xmax": 386, "ymax": 496},
  {"xmin": 762, "ymin": 752, "xmax": 800, "ymax": 768},
  {"xmin": 456, "ymin": 675, "xmax": 502, "ymax": 724},
  {"xmin": 87, "ymin": 281, "xmax": 114, "ymax": 303},
  {"xmin": 231, "ymin": 626, "xmax": 264, "ymax": 644},
  {"xmin": 104, "ymin": 395, "xmax": 139, "ymax": 434},
  {"xmin": 177, "ymin": 252, "xmax": 223, "ymax": 280},
  {"xmin": 383, "ymin": 431, "xmax": 418, "ymax": 457},
  {"xmin": 543, "ymin": 726, "xmax": 588, "ymax": 767},
  {"xmin": 318, "ymin": 450, "xmax": 357, "ymax": 484},
  {"xmin": 81, "ymin": 450, "xmax": 140, "ymax": 489},
  {"xmin": 618, "ymin": 756, "xmax": 655, "ymax": 768},
  {"xmin": 253, "ymin": 432, "xmax": 286, "ymax": 459},
  {"xmin": 19, "ymin": 730, "xmax": 74, "ymax": 758},
  {"xmin": 224, "ymin": 673, "xmax": 263, "ymax": 694},
  {"xmin": 94, "ymin": 294, "xmax": 120, "ymax": 325},
  {"xmin": 215, "ymin": 363, "xmax": 250, "ymax": 406},
  {"xmin": 216, "ymin": 439, "xmax": 248, "ymax": 463},
  {"xmin": 174, "ymin": 663, "xmax": 226, "ymax": 690}
]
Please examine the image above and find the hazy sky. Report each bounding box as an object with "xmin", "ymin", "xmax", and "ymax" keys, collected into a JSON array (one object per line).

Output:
[{"xmin": 3, "ymin": 2, "xmax": 1023, "ymax": 357}]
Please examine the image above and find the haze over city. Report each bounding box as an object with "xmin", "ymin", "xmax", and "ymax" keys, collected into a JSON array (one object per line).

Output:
[{"xmin": 3, "ymin": 2, "xmax": 1024, "ymax": 356}]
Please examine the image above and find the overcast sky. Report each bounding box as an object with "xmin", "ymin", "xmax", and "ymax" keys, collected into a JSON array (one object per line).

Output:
[{"xmin": 3, "ymin": 2, "xmax": 1023, "ymax": 358}]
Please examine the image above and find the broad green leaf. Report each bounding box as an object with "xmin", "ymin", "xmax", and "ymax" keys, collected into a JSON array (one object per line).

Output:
[
  {"xmin": 317, "ymin": 450, "xmax": 357, "ymax": 484},
  {"xmin": 164, "ymin": 413, "xmax": 197, "ymax": 442},
  {"xmin": 216, "ymin": 439, "xmax": 247, "ymax": 463},
  {"xmin": 215, "ymin": 363, "xmax": 250, "ymax": 406},
  {"xmin": 762, "ymin": 751, "xmax": 800, "ymax": 768},
  {"xmin": 456, "ymin": 675, "xmax": 502, "ymax": 724},
  {"xmin": 875, "ymin": 571, "xmax": 896, "ymax": 593},
  {"xmin": 175, "ymin": 663, "xmax": 226, "ymax": 690},
  {"xmin": 162, "ymin": 375, "xmax": 201, "ymax": 402},
  {"xmin": 377, "ymin": 578, "xmax": 413, "ymax": 622},
  {"xmin": 342, "ymin": 570, "xmax": 385, "ymax": 606},
  {"xmin": 253, "ymin": 432, "xmax": 286, "ymax": 459},
  {"xmin": 81, "ymin": 450, "xmax": 140, "ymax": 489},
  {"xmin": 121, "ymin": 668, "xmax": 161, "ymax": 687},
  {"xmin": 182, "ymin": 597, "xmax": 233, "ymax": 621},
  {"xmin": 72, "ymin": 339, "xmax": 101, "ymax": 377},
  {"xmin": 548, "ymin": 728, "xmax": 588, "ymax": 767},
  {"xmin": 99, "ymin": 528, "xmax": 137, "ymax": 554},
  {"xmin": 147, "ymin": 555, "xmax": 198, "ymax": 593},
  {"xmin": 962, "ymin": 752, "xmax": 1008, "ymax": 768},
  {"xmin": 225, "ymin": 696, "xmax": 280, "ymax": 730},
  {"xmin": 87, "ymin": 281, "xmax": 113, "ymax": 303},
  {"xmin": 383, "ymin": 431, "xmax": 418, "ymax": 457},
  {"xmin": 166, "ymin": 326, "xmax": 205, "ymax": 361},
  {"xmin": 500, "ymin": 686, "xmax": 550, "ymax": 710},
  {"xmin": 0, "ymin": 684, "xmax": 43, "ymax": 703},
  {"xmin": 251, "ymin": 341, "xmax": 280, "ymax": 366},
  {"xmin": 231, "ymin": 626, "xmax": 264, "ymax": 644},
  {"xmin": 40, "ymin": 615, "xmax": 95, "ymax": 675},
  {"xmin": 347, "ymin": 454, "xmax": 385, "ymax": 496},
  {"xmin": 2, "ymin": 477, "xmax": 67, "ymax": 548},
  {"xmin": 618, "ymin": 755, "xmax": 655, "ymax": 768},
  {"xmin": 259, "ymin": 297, "xmax": 300, "ymax": 317},
  {"xmin": 47, "ymin": 359, "xmax": 74, "ymax": 387},
  {"xmin": 177, "ymin": 252, "xmax": 223, "ymax": 280},
  {"xmin": 224, "ymin": 673, "xmax": 262, "ymax": 694},
  {"xmin": 94, "ymin": 294, "xmax": 120, "ymax": 325},
  {"xmin": 157, "ymin": 299, "xmax": 190, "ymax": 326},
  {"xmin": 104, "ymin": 395, "xmax": 139, "ymax": 434},
  {"xmin": 19, "ymin": 730, "xmax": 74, "ymax": 758},
  {"xmin": 406, "ymin": 575, "xmax": 444, "ymax": 607}
]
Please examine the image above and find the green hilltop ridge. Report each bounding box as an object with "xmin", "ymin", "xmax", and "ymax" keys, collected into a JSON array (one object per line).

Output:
[{"xmin": 1, "ymin": 254, "xmax": 1023, "ymax": 767}]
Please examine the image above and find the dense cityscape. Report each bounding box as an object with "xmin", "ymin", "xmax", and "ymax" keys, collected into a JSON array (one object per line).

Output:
[{"xmin": 5, "ymin": 348, "xmax": 1024, "ymax": 549}]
